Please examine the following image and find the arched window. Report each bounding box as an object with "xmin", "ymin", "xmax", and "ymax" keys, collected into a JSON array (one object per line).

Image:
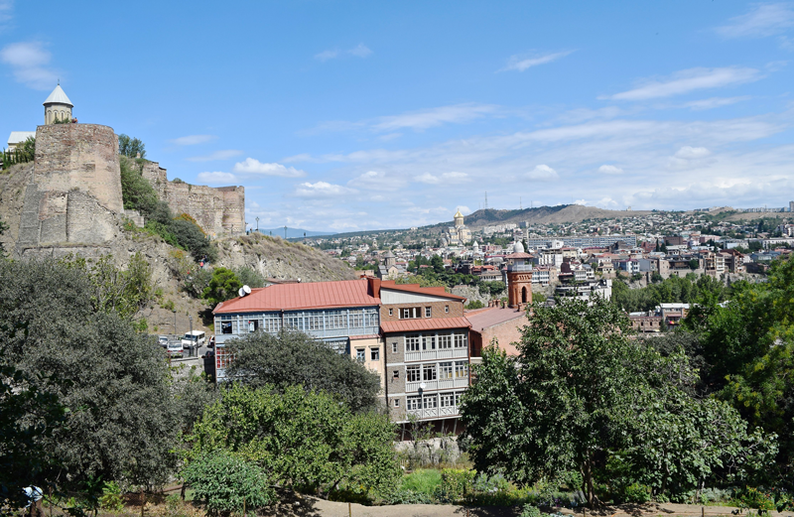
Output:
[{"xmin": 521, "ymin": 286, "xmax": 528, "ymax": 303}]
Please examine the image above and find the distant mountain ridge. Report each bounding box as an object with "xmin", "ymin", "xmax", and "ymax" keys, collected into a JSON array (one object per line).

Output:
[{"xmin": 456, "ymin": 205, "xmax": 655, "ymax": 229}]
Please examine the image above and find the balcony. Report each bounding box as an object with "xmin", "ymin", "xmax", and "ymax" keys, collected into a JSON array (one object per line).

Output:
[
  {"xmin": 406, "ymin": 377, "xmax": 469, "ymax": 393},
  {"xmin": 407, "ymin": 405, "xmax": 460, "ymax": 419},
  {"xmin": 507, "ymin": 264, "xmax": 533, "ymax": 272},
  {"xmin": 405, "ymin": 347, "xmax": 467, "ymax": 362}
]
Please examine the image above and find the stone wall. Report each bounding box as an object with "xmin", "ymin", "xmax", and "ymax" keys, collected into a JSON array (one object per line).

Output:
[
  {"xmin": 16, "ymin": 124, "xmax": 122, "ymax": 255},
  {"xmin": 140, "ymin": 160, "xmax": 244, "ymax": 237}
]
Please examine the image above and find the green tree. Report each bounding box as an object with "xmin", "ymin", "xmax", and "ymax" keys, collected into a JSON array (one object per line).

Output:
[
  {"xmin": 118, "ymin": 134, "xmax": 146, "ymax": 159},
  {"xmin": 182, "ymin": 453, "xmax": 274, "ymax": 516},
  {"xmin": 203, "ymin": 267, "xmax": 242, "ymax": 307},
  {"xmin": 461, "ymin": 297, "xmax": 775, "ymax": 505},
  {"xmin": 0, "ymin": 258, "xmax": 178, "ymax": 492},
  {"xmin": 187, "ymin": 384, "xmax": 400, "ymax": 499},
  {"xmin": 225, "ymin": 330, "xmax": 381, "ymax": 413}
]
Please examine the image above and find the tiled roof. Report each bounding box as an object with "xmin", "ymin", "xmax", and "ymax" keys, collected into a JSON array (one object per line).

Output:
[
  {"xmin": 466, "ymin": 307, "xmax": 526, "ymax": 333},
  {"xmin": 213, "ymin": 279, "xmax": 379, "ymax": 314},
  {"xmin": 381, "ymin": 317, "xmax": 471, "ymax": 333}
]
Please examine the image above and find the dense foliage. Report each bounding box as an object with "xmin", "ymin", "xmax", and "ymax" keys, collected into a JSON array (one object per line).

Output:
[
  {"xmin": 225, "ymin": 330, "xmax": 382, "ymax": 413},
  {"xmin": 612, "ymin": 273, "xmax": 728, "ymax": 313},
  {"xmin": 461, "ymin": 297, "xmax": 776, "ymax": 505},
  {"xmin": 187, "ymin": 384, "xmax": 400, "ymax": 501},
  {"xmin": 1, "ymin": 137, "xmax": 36, "ymax": 167},
  {"xmin": 182, "ymin": 453, "xmax": 274, "ymax": 516},
  {"xmin": 202, "ymin": 267, "xmax": 242, "ymax": 307},
  {"xmin": 118, "ymin": 134, "xmax": 146, "ymax": 159}
]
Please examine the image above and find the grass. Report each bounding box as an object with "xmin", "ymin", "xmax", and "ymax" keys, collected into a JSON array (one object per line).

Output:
[{"xmin": 402, "ymin": 469, "xmax": 443, "ymax": 495}]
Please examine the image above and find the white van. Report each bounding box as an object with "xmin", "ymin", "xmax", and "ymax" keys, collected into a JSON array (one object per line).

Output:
[{"xmin": 181, "ymin": 330, "xmax": 206, "ymax": 350}]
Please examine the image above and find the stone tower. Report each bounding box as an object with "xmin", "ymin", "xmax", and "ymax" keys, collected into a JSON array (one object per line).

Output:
[
  {"xmin": 506, "ymin": 241, "xmax": 533, "ymax": 309},
  {"xmin": 43, "ymin": 84, "xmax": 73, "ymax": 125}
]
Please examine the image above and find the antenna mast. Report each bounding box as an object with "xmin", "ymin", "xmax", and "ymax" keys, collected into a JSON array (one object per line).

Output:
[{"xmin": 484, "ymin": 191, "xmax": 488, "ymax": 210}]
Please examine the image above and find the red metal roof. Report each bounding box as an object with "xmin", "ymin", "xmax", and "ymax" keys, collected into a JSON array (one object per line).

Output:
[
  {"xmin": 213, "ymin": 279, "xmax": 379, "ymax": 314},
  {"xmin": 466, "ymin": 307, "xmax": 526, "ymax": 333},
  {"xmin": 381, "ymin": 317, "xmax": 471, "ymax": 333},
  {"xmin": 379, "ymin": 280, "xmax": 467, "ymax": 301}
]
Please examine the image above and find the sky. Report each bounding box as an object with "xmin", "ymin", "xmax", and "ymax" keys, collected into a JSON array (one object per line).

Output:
[{"xmin": 2, "ymin": 1, "xmax": 794, "ymax": 232}]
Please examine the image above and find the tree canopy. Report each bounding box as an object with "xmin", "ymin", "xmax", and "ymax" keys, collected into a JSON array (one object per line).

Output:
[
  {"xmin": 461, "ymin": 297, "xmax": 776, "ymax": 505},
  {"xmin": 118, "ymin": 134, "xmax": 146, "ymax": 159},
  {"xmin": 225, "ymin": 329, "xmax": 382, "ymax": 413}
]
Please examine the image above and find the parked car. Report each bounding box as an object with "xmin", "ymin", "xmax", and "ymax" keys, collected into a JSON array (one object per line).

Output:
[
  {"xmin": 158, "ymin": 335, "xmax": 169, "ymax": 347},
  {"xmin": 166, "ymin": 341, "xmax": 184, "ymax": 357}
]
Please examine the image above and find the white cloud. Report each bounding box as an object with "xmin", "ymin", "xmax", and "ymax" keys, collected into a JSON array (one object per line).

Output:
[
  {"xmin": 295, "ymin": 181, "xmax": 357, "ymax": 197},
  {"xmin": 414, "ymin": 171, "xmax": 469, "ymax": 184},
  {"xmin": 197, "ymin": 171, "xmax": 237, "ymax": 184},
  {"xmin": 348, "ymin": 43, "xmax": 373, "ymax": 58},
  {"xmin": 598, "ymin": 164, "xmax": 624, "ymax": 175},
  {"xmin": 675, "ymin": 146, "xmax": 711, "ymax": 159},
  {"xmin": 374, "ymin": 103, "xmax": 498, "ymax": 131},
  {"xmin": 170, "ymin": 134, "xmax": 216, "ymax": 146},
  {"xmin": 315, "ymin": 43, "xmax": 373, "ymax": 61},
  {"xmin": 527, "ymin": 164, "xmax": 559, "ymax": 180},
  {"xmin": 605, "ymin": 67, "xmax": 761, "ymax": 101},
  {"xmin": 499, "ymin": 50, "xmax": 574, "ymax": 72},
  {"xmin": 349, "ymin": 170, "xmax": 406, "ymax": 191},
  {"xmin": 0, "ymin": 41, "xmax": 58, "ymax": 90},
  {"xmin": 0, "ymin": 0, "xmax": 14, "ymax": 26},
  {"xmin": 678, "ymin": 96, "xmax": 751, "ymax": 111},
  {"xmin": 233, "ymin": 158, "xmax": 306, "ymax": 177},
  {"xmin": 186, "ymin": 149, "xmax": 243, "ymax": 162},
  {"xmin": 716, "ymin": 3, "xmax": 794, "ymax": 38}
]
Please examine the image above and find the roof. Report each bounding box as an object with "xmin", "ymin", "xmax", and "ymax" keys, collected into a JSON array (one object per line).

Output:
[
  {"xmin": 504, "ymin": 252, "xmax": 533, "ymax": 259},
  {"xmin": 466, "ymin": 307, "xmax": 526, "ymax": 333},
  {"xmin": 379, "ymin": 280, "xmax": 467, "ymax": 301},
  {"xmin": 213, "ymin": 278, "xmax": 379, "ymax": 314},
  {"xmin": 454, "ymin": 210, "xmax": 463, "ymax": 218},
  {"xmin": 43, "ymin": 85, "xmax": 73, "ymax": 107},
  {"xmin": 7, "ymin": 131, "xmax": 36, "ymax": 145},
  {"xmin": 381, "ymin": 316, "xmax": 471, "ymax": 333}
]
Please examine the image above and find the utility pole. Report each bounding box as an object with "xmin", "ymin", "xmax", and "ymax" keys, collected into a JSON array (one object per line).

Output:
[
  {"xmin": 256, "ymin": 216, "xmax": 259, "ymax": 233},
  {"xmin": 284, "ymin": 225, "xmax": 287, "ymax": 239}
]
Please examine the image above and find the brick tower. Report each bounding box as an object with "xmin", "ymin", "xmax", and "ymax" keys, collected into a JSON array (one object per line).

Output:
[{"xmin": 505, "ymin": 241, "xmax": 533, "ymax": 309}]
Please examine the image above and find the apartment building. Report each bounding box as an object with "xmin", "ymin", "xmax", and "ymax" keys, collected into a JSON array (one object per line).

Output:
[{"xmin": 377, "ymin": 280, "xmax": 470, "ymax": 433}]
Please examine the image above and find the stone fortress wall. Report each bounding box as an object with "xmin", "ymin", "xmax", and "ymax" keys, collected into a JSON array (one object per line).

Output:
[
  {"xmin": 17, "ymin": 124, "xmax": 123, "ymax": 255},
  {"xmin": 140, "ymin": 162, "xmax": 245, "ymax": 237},
  {"xmin": 14, "ymin": 123, "xmax": 245, "ymax": 257}
]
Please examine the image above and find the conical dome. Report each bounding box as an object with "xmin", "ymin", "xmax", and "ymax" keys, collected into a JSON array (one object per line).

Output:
[{"xmin": 43, "ymin": 85, "xmax": 73, "ymax": 107}]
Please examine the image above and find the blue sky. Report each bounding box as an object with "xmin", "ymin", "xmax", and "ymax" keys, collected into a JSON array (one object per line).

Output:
[{"xmin": 2, "ymin": 1, "xmax": 794, "ymax": 232}]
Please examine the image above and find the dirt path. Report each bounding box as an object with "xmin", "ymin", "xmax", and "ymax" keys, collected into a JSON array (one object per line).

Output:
[{"xmin": 259, "ymin": 498, "xmax": 794, "ymax": 517}]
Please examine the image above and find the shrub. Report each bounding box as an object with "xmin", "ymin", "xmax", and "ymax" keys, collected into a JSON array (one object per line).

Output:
[
  {"xmin": 738, "ymin": 487, "xmax": 776, "ymax": 512},
  {"xmin": 623, "ymin": 482, "xmax": 652, "ymax": 504},
  {"xmin": 182, "ymin": 453, "xmax": 274, "ymax": 516},
  {"xmin": 99, "ymin": 481, "xmax": 124, "ymax": 512},
  {"xmin": 435, "ymin": 469, "xmax": 475, "ymax": 503}
]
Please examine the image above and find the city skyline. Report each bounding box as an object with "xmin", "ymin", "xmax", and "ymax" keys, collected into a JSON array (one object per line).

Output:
[{"xmin": 2, "ymin": 1, "xmax": 794, "ymax": 232}]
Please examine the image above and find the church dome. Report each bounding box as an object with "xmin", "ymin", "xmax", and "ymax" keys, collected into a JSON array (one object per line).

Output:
[
  {"xmin": 43, "ymin": 85, "xmax": 74, "ymax": 107},
  {"xmin": 513, "ymin": 241, "xmax": 525, "ymax": 254}
]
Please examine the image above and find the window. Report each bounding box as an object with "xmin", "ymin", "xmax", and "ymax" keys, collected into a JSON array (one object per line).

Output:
[
  {"xmin": 371, "ymin": 347, "xmax": 380, "ymax": 361},
  {"xmin": 391, "ymin": 342, "xmax": 398, "ymax": 353},
  {"xmin": 221, "ymin": 321, "xmax": 233, "ymax": 334},
  {"xmin": 248, "ymin": 320, "xmax": 259, "ymax": 332},
  {"xmin": 454, "ymin": 392, "xmax": 463, "ymax": 406},
  {"xmin": 440, "ymin": 392, "xmax": 454, "ymax": 407},
  {"xmin": 407, "ymin": 365, "xmax": 421, "ymax": 382},
  {"xmin": 425, "ymin": 307, "xmax": 432, "ymax": 318},
  {"xmin": 422, "ymin": 335, "xmax": 436, "ymax": 350},
  {"xmin": 439, "ymin": 362, "xmax": 453, "ymax": 379},
  {"xmin": 455, "ymin": 361, "xmax": 469, "ymax": 378},
  {"xmin": 400, "ymin": 307, "xmax": 420, "ymax": 319},
  {"xmin": 388, "ymin": 308, "xmax": 393, "ymax": 316},
  {"xmin": 405, "ymin": 335, "xmax": 421, "ymax": 352},
  {"xmin": 423, "ymin": 363, "xmax": 437, "ymax": 381},
  {"xmin": 445, "ymin": 305, "xmax": 449, "ymax": 313},
  {"xmin": 393, "ymin": 370, "xmax": 399, "ymax": 379},
  {"xmin": 394, "ymin": 398, "xmax": 400, "ymax": 408},
  {"xmin": 356, "ymin": 349, "xmax": 365, "ymax": 362},
  {"xmin": 407, "ymin": 396, "xmax": 421, "ymax": 410},
  {"xmin": 422, "ymin": 394, "xmax": 437, "ymax": 409},
  {"xmin": 454, "ymin": 333, "xmax": 468, "ymax": 349},
  {"xmin": 438, "ymin": 334, "xmax": 452, "ymax": 349}
]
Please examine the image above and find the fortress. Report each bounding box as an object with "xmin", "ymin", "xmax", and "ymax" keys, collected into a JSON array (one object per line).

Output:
[{"xmin": 6, "ymin": 85, "xmax": 245, "ymax": 257}]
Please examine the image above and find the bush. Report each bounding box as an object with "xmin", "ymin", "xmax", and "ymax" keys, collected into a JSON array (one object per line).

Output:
[
  {"xmin": 99, "ymin": 481, "xmax": 124, "ymax": 512},
  {"xmin": 182, "ymin": 453, "xmax": 274, "ymax": 516},
  {"xmin": 738, "ymin": 486, "xmax": 776, "ymax": 512},
  {"xmin": 466, "ymin": 300, "xmax": 485, "ymax": 310},
  {"xmin": 435, "ymin": 469, "xmax": 475, "ymax": 503},
  {"xmin": 623, "ymin": 482, "xmax": 651, "ymax": 504},
  {"xmin": 233, "ymin": 266, "xmax": 267, "ymax": 288}
]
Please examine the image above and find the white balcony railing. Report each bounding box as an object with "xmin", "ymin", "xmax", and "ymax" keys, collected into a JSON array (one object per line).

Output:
[
  {"xmin": 407, "ymin": 406, "xmax": 460, "ymax": 419},
  {"xmin": 405, "ymin": 347, "xmax": 467, "ymax": 362},
  {"xmin": 405, "ymin": 377, "xmax": 469, "ymax": 393}
]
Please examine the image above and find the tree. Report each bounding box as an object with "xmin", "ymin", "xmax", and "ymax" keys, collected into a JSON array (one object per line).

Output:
[
  {"xmin": 182, "ymin": 453, "xmax": 274, "ymax": 516},
  {"xmin": 461, "ymin": 297, "xmax": 775, "ymax": 505},
  {"xmin": 225, "ymin": 329, "xmax": 381, "ymax": 413},
  {"xmin": 118, "ymin": 134, "xmax": 146, "ymax": 159},
  {"xmin": 203, "ymin": 267, "xmax": 242, "ymax": 307},
  {"xmin": 187, "ymin": 384, "xmax": 400, "ymax": 500},
  {"xmin": 0, "ymin": 258, "xmax": 178, "ymax": 493}
]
